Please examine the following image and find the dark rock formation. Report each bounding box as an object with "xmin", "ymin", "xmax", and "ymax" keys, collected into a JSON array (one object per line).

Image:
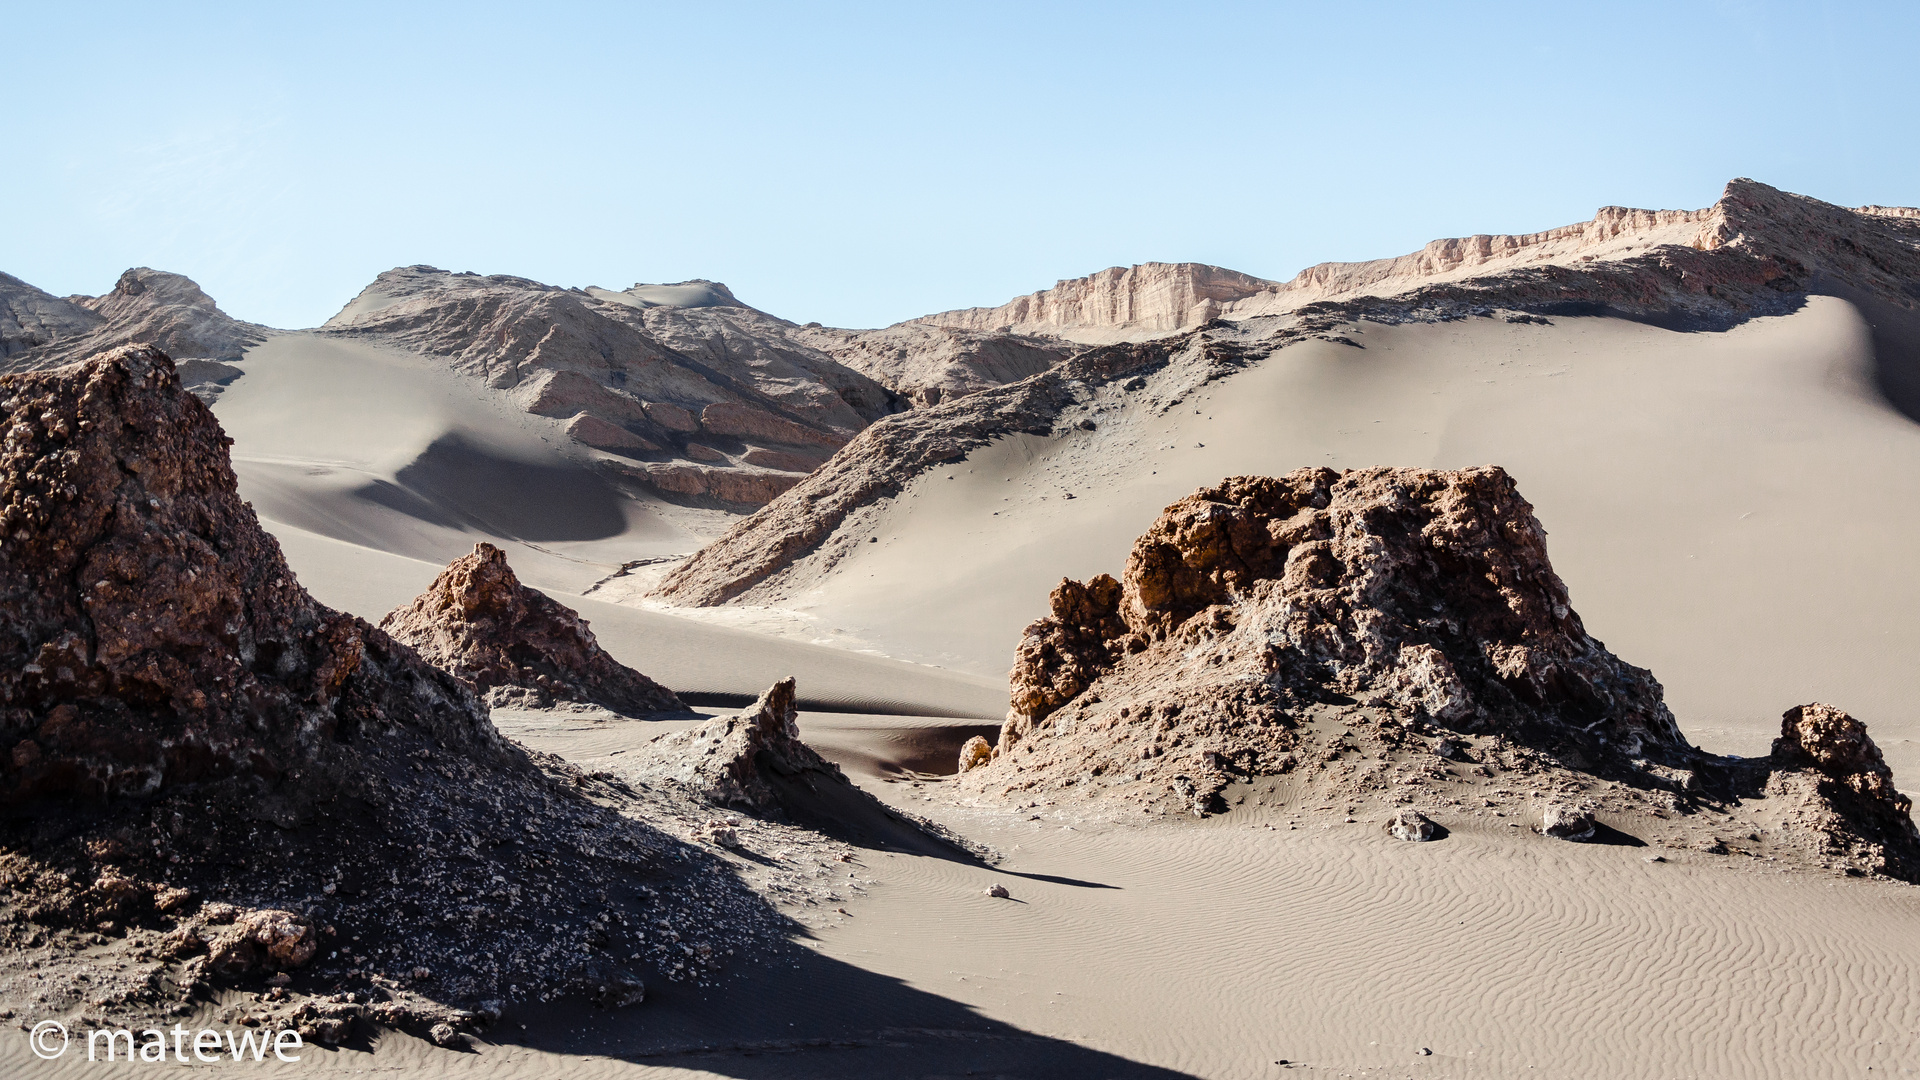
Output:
[
  {"xmin": 622, "ymin": 678, "xmax": 830, "ymax": 813},
  {"xmin": 0, "ymin": 346, "xmax": 783, "ymax": 1023},
  {"xmin": 379, "ymin": 542, "xmax": 685, "ymax": 715},
  {"xmin": 1765, "ymin": 703, "xmax": 1919, "ymax": 878},
  {"xmin": 959, "ymin": 467, "xmax": 1920, "ymax": 882},
  {"xmin": 999, "ymin": 467, "xmax": 1681, "ymax": 758}
]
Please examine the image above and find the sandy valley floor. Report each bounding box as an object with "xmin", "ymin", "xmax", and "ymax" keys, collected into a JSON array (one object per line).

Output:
[{"xmin": 16, "ymin": 300, "xmax": 1920, "ymax": 1079}]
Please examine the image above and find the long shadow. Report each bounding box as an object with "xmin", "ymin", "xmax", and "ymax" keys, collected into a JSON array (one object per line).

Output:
[
  {"xmin": 373, "ymin": 432, "xmax": 630, "ymax": 541},
  {"xmin": 490, "ymin": 937, "xmax": 1198, "ymax": 1079}
]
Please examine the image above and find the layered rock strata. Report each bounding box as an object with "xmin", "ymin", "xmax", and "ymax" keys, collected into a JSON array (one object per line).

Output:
[
  {"xmin": 957, "ymin": 467, "xmax": 1920, "ymax": 881},
  {"xmin": 0, "ymin": 346, "xmax": 781, "ymax": 1028},
  {"xmin": 380, "ymin": 542, "xmax": 685, "ymax": 715}
]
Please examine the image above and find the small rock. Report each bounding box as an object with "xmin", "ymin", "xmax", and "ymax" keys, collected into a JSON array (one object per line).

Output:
[
  {"xmin": 984, "ymin": 884, "xmax": 1010, "ymax": 899},
  {"xmin": 1541, "ymin": 805, "xmax": 1597, "ymax": 842},
  {"xmin": 428, "ymin": 1022, "xmax": 461, "ymax": 1048},
  {"xmin": 1386, "ymin": 808, "xmax": 1437, "ymax": 842},
  {"xmin": 1418, "ymin": 1047, "xmax": 1432, "ymax": 1056},
  {"xmin": 1643, "ymin": 854, "xmax": 1666, "ymax": 863},
  {"xmin": 1431, "ymin": 737, "xmax": 1467, "ymax": 761},
  {"xmin": 1075, "ymin": 418, "xmax": 1096, "ymax": 431},
  {"xmin": 957, "ymin": 736, "xmax": 994, "ymax": 773},
  {"xmin": 706, "ymin": 825, "xmax": 740, "ymax": 848}
]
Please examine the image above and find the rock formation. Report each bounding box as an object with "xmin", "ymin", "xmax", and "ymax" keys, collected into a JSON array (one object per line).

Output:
[
  {"xmin": 622, "ymin": 678, "xmax": 834, "ymax": 813},
  {"xmin": 1765, "ymin": 703, "xmax": 1920, "ymax": 879},
  {"xmin": 0, "ymin": 345, "xmax": 783, "ymax": 1028},
  {"xmin": 915, "ymin": 262, "xmax": 1278, "ymax": 343},
  {"xmin": 955, "ymin": 467, "xmax": 1920, "ymax": 881},
  {"xmin": 1, "ymin": 268, "xmax": 266, "ymax": 374},
  {"xmin": 379, "ymin": 542, "xmax": 685, "ymax": 715}
]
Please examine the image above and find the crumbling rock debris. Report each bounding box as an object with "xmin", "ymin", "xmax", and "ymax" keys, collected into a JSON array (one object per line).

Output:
[
  {"xmin": 623, "ymin": 678, "xmax": 839, "ymax": 813},
  {"xmin": 996, "ymin": 466, "xmax": 1682, "ymax": 768},
  {"xmin": 205, "ymin": 910, "xmax": 319, "ymax": 977},
  {"xmin": 0, "ymin": 345, "xmax": 497, "ymax": 808},
  {"xmin": 380, "ymin": 543, "xmax": 685, "ymax": 715},
  {"xmin": 1387, "ymin": 809, "xmax": 1437, "ymax": 843},
  {"xmin": 957, "ymin": 466, "xmax": 1920, "ymax": 882},
  {"xmin": 1540, "ymin": 806, "xmax": 1597, "ymax": 842}
]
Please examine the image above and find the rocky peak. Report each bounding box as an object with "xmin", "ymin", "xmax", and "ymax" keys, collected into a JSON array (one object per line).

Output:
[{"xmin": 379, "ymin": 542, "xmax": 685, "ymax": 715}]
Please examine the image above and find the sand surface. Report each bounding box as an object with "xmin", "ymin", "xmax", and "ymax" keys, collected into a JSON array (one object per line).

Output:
[
  {"xmin": 679, "ymin": 298, "xmax": 1920, "ymax": 774},
  {"xmin": 26, "ymin": 303, "xmax": 1910, "ymax": 1078}
]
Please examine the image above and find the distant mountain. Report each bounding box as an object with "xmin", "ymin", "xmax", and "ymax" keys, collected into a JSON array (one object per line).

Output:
[{"xmin": 1, "ymin": 267, "xmax": 266, "ymax": 373}]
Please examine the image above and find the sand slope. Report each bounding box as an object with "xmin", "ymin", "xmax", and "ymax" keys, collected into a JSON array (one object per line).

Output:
[{"xmin": 676, "ymin": 299, "xmax": 1920, "ymax": 771}]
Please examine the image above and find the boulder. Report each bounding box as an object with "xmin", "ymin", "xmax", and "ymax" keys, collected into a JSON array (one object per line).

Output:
[
  {"xmin": 958, "ymin": 736, "xmax": 993, "ymax": 773},
  {"xmin": 621, "ymin": 678, "xmax": 836, "ymax": 813},
  {"xmin": 1387, "ymin": 809, "xmax": 1437, "ymax": 842},
  {"xmin": 1540, "ymin": 806, "xmax": 1596, "ymax": 842}
]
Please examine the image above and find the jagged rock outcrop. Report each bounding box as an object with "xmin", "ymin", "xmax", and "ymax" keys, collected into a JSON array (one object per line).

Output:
[
  {"xmin": 622, "ymin": 678, "xmax": 832, "ymax": 813},
  {"xmin": 0, "ymin": 271, "xmax": 103, "ymax": 361},
  {"xmin": 1765, "ymin": 703, "xmax": 1919, "ymax": 878},
  {"xmin": 0, "ymin": 345, "xmax": 783, "ymax": 1020},
  {"xmin": 2, "ymin": 269, "xmax": 266, "ymax": 376},
  {"xmin": 379, "ymin": 542, "xmax": 684, "ymax": 715},
  {"xmin": 995, "ymin": 467, "xmax": 1682, "ymax": 763},
  {"xmin": 318, "ymin": 267, "xmax": 895, "ymax": 507},
  {"xmin": 956, "ymin": 467, "xmax": 1920, "ymax": 881}
]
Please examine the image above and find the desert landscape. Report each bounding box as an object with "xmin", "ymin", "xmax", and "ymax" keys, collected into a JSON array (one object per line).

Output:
[{"xmin": 5, "ymin": 177, "xmax": 1920, "ymax": 1080}]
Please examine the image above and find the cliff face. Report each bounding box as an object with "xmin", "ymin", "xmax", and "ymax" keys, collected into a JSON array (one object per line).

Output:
[
  {"xmin": 911, "ymin": 180, "xmax": 1920, "ymax": 341},
  {"xmin": 912, "ymin": 262, "xmax": 1277, "ymax": 342}
]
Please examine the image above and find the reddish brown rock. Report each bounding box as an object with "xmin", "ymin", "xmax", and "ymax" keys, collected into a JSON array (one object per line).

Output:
[
  {"xmin": 740, "ymin": 446, "xmax": 826, "ymax": 473},
  {"xmin": 0, "ymin": 345, "xmax": 495, "ymax": 808},
  {"xmin": 700, "ymin": 401, "xmax": 846, "ymax": 449},
  {"xmin": 0, "ymin": 346, "xmax": 782, "ymax": 1013},
  {"xmin": 380, "ymin": 543, "xmax": 685, "ymax": 715},
  {"xmin": 1000, "ymin": 467, "xmax": 1681, "ymax": 758},
  {"xmin": 1766, "ymin": 703, "xmax": 1919, "ymax": 878}
]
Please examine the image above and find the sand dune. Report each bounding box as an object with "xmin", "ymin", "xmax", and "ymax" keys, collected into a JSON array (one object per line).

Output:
[{"xmin": 654, "ymin": 300, "xmax": 1920, "ymax": 775}]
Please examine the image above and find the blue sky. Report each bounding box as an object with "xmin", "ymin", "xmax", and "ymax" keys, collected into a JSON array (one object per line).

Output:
[{"xmin": 7, "ymin": 1, "xmax": 1915, "ymax": 329}]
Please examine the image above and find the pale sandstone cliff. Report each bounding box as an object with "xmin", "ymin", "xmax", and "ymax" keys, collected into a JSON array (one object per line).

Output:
[{"xmin": 911, "ymin": 181, "xmax": 1920, "ymax": 342}]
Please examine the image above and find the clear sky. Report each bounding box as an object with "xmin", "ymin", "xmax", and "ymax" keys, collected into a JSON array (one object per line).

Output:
[{"xmin": 8, "ymin": 1, "xmax": 1916, "ymax": 330}]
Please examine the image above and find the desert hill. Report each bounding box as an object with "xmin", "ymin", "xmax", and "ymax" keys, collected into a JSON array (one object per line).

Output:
[
  {"xmin": 650, "ymin": 178, "xmax": 1920, "ymax": 768},
  {"xmin": 0, "ymin": 267, "xmax": 266, "ymax": 382}
]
